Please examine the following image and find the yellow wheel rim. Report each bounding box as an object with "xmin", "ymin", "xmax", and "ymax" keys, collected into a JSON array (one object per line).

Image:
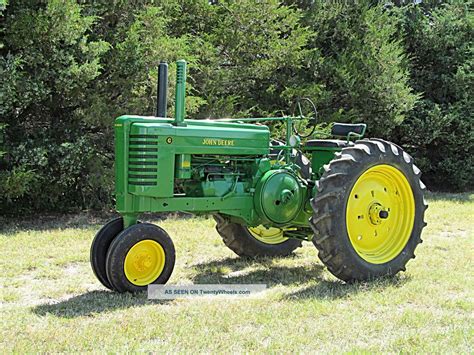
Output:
[
  {"xmin": 124, "ymin": 240, "xmax": 165, "ymax": 286},
  {"xmin": 248, "ymin": 225, "xmax": 288, "ymax": 244},
  {"xmin": 346, "ymin": 164, "xmax": 415, "ymax": 264}
]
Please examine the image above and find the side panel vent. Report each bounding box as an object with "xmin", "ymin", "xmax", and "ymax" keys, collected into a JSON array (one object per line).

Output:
[{"xmin": 128, "ymin": 134, "xmax": 158, "ymax": 186}]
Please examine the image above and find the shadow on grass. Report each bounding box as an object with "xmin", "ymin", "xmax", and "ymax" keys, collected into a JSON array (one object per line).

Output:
[
  {"xmin": 0, "ymin": 213, "xmax": 119, "ymax": 235},
  {"xmin": 0, "ymin": 212, "xmax": 192, "ymax": 236},
  {"xmin": 283, "ymin": 274, "xmax": 411, "ymax": 300},
  {"xmin": 32, "ymin": 290, "xmax": 170, "ymax": 318},
  {"xmin": 191, "ymin": 256, "xmax": 411, "ymax": 300},
  {"xmin": 426, "ymin": 191, "xmax": 472, "ymax": 203},
  {"xmin": 32, "ymin": 258, "xmax": 412, "ymax": 318},
  {"xmin": 191, "ymin": 256, "xmax": 325, "ymax": 286}
]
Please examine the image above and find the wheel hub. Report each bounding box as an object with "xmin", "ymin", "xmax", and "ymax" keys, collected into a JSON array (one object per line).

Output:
[
  {"xmin": 124, "ymin": 240, "xmax": 166, "ymax": 286},
  {"xmin": 133, "ymin": 253, "xmax": 153, "ymax": 272},
  {"xmin": 368, "ymin": 203, "xmax": 389, "ymax": 225}
]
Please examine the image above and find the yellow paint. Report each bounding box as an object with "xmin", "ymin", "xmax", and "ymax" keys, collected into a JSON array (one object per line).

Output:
[
  {"xmin": 346, "ymin": 164, "xmax": 415, "ymax": 264},
  {"xmin": 124, "ymin": 240, "xmax": 165, "ymax": 286},
  {"xmin": 202, "ymin": 138, "xmax": 235, "ymax": 146},
  {"xmin": 248, "ymin": 225, "xmax": 288, "ymax": 244}
]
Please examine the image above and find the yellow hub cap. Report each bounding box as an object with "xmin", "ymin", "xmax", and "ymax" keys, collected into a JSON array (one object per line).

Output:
[
  {"xmin": 124, "ymin": 240, "xmax": 165, "ymax": 286},
  {"xmin": 248, "ymin": 225, "xmax": 288, "ymax": 244},
  {"xmin": 346, "ymin": 165, "xmax": 415, "ymax": 264}
]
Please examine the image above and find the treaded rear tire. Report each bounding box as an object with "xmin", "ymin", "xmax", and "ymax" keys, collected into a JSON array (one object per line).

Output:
[
  {"xmin": 214, "ymin": 214, "xmax": 302, "ymax": 258},
  {"xmin": 310, "ymin": 138, "xmax": 428, "ymax": 282}
]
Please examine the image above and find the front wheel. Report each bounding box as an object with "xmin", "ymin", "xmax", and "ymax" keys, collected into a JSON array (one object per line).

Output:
[
  {"xmin": 310, "ymin": 139, "xmax": 427, "ymax": 282},
  {"xmin": 105, "ymin": 223, "xmax": 175, "ymax": 293},
  {"xmin": 90, "ymin": 217, "xmax": 123, "ymax": 291}
]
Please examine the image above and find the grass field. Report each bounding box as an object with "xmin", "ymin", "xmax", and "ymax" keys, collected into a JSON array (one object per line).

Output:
[{"xmin": 0, "ymin": 192, "xmax": 473, "ymax": 352}]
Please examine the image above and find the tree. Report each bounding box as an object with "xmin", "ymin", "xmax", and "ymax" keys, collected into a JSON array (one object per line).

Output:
[
  {"xmin": 0, "ymin": 0, "xmax": 471, "ymax": 214},
  {"xmin": 393, "ymin": 1, "xmax": 473, "ymax": 190},
  {"xmin": 0, "ymin": 0, "xmax": 109, "ymax": 211},
  {"xmin": 289, "ymin": 0, "xmax": 419, "ymax": 138},
  {"xmin": 193, "ymin": 0, "xmax": 312, "ymax": 118}
]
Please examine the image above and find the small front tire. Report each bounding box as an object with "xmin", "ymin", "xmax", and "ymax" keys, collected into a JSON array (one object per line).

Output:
[
  {"xmin": 90, "ymin": 217, "xmax": 123, "ymax": 291},
  {"xmin": 105, "ymin": 223, "xmax": 175, "ymax": 293}
]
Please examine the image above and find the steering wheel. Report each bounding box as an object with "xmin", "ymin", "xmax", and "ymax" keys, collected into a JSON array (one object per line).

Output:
[{"xmin": 292, "ymin": 97, "xmax": 318, "ymax": 138}]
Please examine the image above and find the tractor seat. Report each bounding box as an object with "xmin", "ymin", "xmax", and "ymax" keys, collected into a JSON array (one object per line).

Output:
[
  {"xmin": 305, "ymin": 123, "xmax": 366, "ymax": 149},
  {"xmin": 305, "ymin": 139, "xmax": 353, "ymax": 148}
]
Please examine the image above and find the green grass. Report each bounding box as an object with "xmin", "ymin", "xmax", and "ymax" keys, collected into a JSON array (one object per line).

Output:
[{"xmin": 1, "ymin": 193, "xmax": 473, "ymax": 352}]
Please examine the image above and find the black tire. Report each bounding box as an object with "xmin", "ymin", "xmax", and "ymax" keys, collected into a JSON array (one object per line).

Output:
[
  {"xmin": 310, "ymin": 138, "xmax": 428, "ymax": 282},
  {"xmin": 270, "ymin": 139, "xmax": 311, "ymax": 180},
  {"xmin": 295, "ymin": 151, "xmax": 312, "ymax": 180},
  {"xmin": 214, "ymin": 214, "xmax": 302, "ymax": 257},
  {"xmin": 90, "ymin": 217, "xmax": 123, "ymax": 290},
  {"xmin": 105, "ymin": 223, "xmax": 176, "ymax": 293}
]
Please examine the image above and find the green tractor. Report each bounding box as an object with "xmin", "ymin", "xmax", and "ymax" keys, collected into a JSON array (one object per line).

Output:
[{"xmin": 91, "ymin": 60, "xmax": 427, "ymax": 293}]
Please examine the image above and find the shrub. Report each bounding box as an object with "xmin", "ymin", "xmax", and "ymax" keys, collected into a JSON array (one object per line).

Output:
[{"xmin": 393, "ymin": 1, "xmax": 473, "ymax": 191}]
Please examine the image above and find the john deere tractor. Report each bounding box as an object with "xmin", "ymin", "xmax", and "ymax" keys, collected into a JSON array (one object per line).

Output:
[{"xmin": 91, "ymin": 60, "xmax": 427, "ymax": 293}]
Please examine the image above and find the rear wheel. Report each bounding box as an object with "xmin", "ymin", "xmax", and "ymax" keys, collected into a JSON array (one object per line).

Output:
[
  {"xmin": 214, "ymin": 214, "xmax": 302, "ymax": 257},
  {"xmin": 310, "ymin": 139, "xmax": 427, "ymax": 282},
  {"xmin": 248, "ymin": 225, "xmax": 288, "ymax": 244},
  {"xmin": 105, "ymin": 223, "xmax": 175, "ymax": 293}
]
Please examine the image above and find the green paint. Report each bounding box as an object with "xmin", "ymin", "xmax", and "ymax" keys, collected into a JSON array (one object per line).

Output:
[
  {"xmin": 114, "ymin": 60, "xmax": 363, "ymax": 232},
  {"xmin": 303, "ymin": 146, "xmax": 340, "ymax": 178},
  {"xmin": 174, "ymin": 60, "xmax": 186, "ymax": 126},
  {"xmin": 254, "ymin": 170, "xmax": 304, "ymax": 225}
]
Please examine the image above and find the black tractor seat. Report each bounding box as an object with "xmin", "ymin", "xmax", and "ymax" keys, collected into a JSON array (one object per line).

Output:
[
  {"xmin": 304, "ymin": 123, "xmax": 366, "ymax": 149},
  {"xmin": 305, "ymin": 139, "xmax": 353, "ymax": 148},
  {"xmin": 331, "ymin": 123, "xmax": 366, "ymax": 137}
]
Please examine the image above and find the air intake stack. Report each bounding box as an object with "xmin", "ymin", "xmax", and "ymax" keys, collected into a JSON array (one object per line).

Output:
[{"xmin": 174, "ymin": 59, "xmax": 187, "ymax": 126}]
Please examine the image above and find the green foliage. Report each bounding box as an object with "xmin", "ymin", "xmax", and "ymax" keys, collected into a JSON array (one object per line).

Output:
[
  {"xmin": 0, "ymin": 0, "xmax": 471, "ymax": 213},
  {"xmin": 0, "ymin": 0, "xmax": 110, "ymax": 213},
  {"xmin": 195, "ymin": 0, "xmax": 311, "ymax": 118},
  {"xmin": 0, "ymin": 167, "xmax": 38, "ymax": 202},
  {"xmin": 0, "ymin": 123, "xmax": 5, "ymax": 158},
  {"xmin": 291, "ymin": 1, "xmax": 418, "ymax": 137},
  {"xmin": 393, "ymin": 1, "xmax": 473, "ymax": 191}
]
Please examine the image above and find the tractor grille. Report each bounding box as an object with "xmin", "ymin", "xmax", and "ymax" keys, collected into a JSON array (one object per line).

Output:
[{"xmin": 128, "ymin": 134, "xmax": 158, "ymax": 186}]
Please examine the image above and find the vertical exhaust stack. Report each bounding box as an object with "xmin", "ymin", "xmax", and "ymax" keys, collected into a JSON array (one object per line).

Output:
[
  {"xmin": 156, "ymin": 62, "xmax": 168, "ymax": 118},
  {"xmin": 174, "ymin": 59, "xmax": 186, "ymax": 126}
]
